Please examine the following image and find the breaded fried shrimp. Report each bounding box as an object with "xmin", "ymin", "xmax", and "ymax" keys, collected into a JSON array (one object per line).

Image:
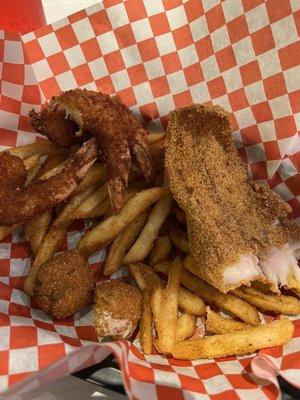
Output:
[{"xmin": 0, "ymin": 138, "xmax": 98, "ymax": 225}]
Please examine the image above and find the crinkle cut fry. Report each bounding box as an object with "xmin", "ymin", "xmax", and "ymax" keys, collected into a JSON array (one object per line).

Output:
[
  {"xmin": 50, "ymin": 89, "xmax": 153, "ymax": 213},
  {"xmin": 165, "ymin": 104, "xmax": 296, "ymax": 293},
  {"xmin": 0, "ymin": 138, "xmax": 98, "ymax": 226}
]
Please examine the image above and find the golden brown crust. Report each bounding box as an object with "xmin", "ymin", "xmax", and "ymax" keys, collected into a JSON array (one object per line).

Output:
[
  {"xmin": 0, "ymin": 171, "xmax": 78, "ymax": 226},
  {"xmin": 30, "ymin": 107, "xmax": 80, "ymax": 147},
  {"xmin": 51, "ymin": 89, "xmax": 152, "ymax": 213},
  {"xmin": 205, "ymin": 308, "xmax": 252, "ymax": 334},
  {"xmin": 0, "ymin": 139, "xmax": 98, "ymax": 225},
  {"xmin": 0, "ymin": 152, "xmax": 27, "ymax": 190},
  {"xmin": 29, "ymin": 89, "xmax": 153, "ymax": 214},
  {"xmin": 165, "ymin": 104, "xmax": 297, "ymax": 292},
  {"xmin": 35, "ymin": 249, "xmax": 95, "ymax": 319},
  {"xmin": 93, "ymin": 281, "xmax": 142, "ymax": 340}
]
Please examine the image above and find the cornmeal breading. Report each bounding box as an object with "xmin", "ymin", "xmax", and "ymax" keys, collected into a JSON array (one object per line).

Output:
[
  {"xmin": 35, "ymin": 250, "xmax": 95, "ymax": 319},
  {"xmin": 166, "ymin": 104, "xmax": 299, "ymax": 292},
  {"xmin": 93, "ymin": 281, "xmax": 142, "ymax": 340}
]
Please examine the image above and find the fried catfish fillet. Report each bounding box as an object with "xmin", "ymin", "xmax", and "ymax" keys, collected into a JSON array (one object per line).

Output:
[{"xmin": 165, "ymin": 104, "xmax": 300, "ymax": 293}]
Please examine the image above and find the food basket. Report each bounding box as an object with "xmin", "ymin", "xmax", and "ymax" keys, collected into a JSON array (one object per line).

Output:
[{"xmin": 0, "ymin": 1, "xmax": 299, "ymax": 399}]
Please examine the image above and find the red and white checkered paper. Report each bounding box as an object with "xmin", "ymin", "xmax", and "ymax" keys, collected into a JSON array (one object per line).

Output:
[{"xmin": 1, "ymin": 0, "xmax": 300, "ymax": 398}]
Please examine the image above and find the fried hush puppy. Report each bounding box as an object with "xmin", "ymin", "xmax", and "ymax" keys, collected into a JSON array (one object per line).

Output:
[
  {"xmin": 34, "ymin": 249, "xmax": 95, "ymax": 319},
  {"xmin": 93, "ymin": 281, "xmax": 142, "ymax": 340}
]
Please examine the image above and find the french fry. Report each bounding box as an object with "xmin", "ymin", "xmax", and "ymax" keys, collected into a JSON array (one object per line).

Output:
[
  {"xmin": 156, "ymin": 257, "xmax": 182, "ymax": 354},
  {"xmin": 175, "ymin": 313, "xmax": 197, "ymax": 343},
  {"xmin": 151, "ymin": 285, "xmax": 165, "ymax": 355},
  {"xmin": 39, "ymin": 160, "xmax": 67, "ymax": 180},
  {"xmin": 154, "ymin": 261, "xmax": 260, "ymax": 326},
  {"xmin": 252, "ymin": 281, "xmax": 274, "ymax": 294},
  {"xmin": 42, "ymin": 153, "xmax": 68, "ymax": 173},
  {"xmin": 148, "ymin": 235, "xmax": 171, "ymax": 266},
  {"xmin": 87, "ymin": 198, "xmax": 111, "ymax": 219},
  {"xmin": 178, "ymin": 287, "xmax": 205, "ymax": 316},
  {"xmin": 172, "ymin": 319, "xmax": 294, "ymax": 360},
  {"xmin": 123, "ymin": 192, "xmax": 173, "ymax": 264},
  {"xmin": 40, "ymin": 159, "xmax": 106, "ymax": 188},
  {"xmin": 173, "ymin": 205, "xmax": 186, "ymax": 224},
  {"xmin": 73, "ymin": 184, "xmax": 108, "ymax": 220},
  {"xmin": 169, "ymin": 227, "xmax": 189, "ymax": 253},
  {"xmin": 232, "ymin": 286, "xmax": 300, "ymax": 315},
  {"xmin": 205, "ymin": 307, "xmax": 252, "ymax": 334},
  {"xmin": 77, "ymin": 187, "xmax": 167, "ymax": 257},
  {"xmin": 101, "ymin": 189, "xmax": 138, "ymax": 218},
  {"xmin": 88, "ymin": 191, "xmax": 138, "ymax": 220},
  {"xmin": 140, "ymin": 289, "xmax": 153, "ymax": 354},
  {"xmin": 151, "ymin": 284, "xmax": 163, "ymax": 330},
  {"xmin": 148, "ymin": 132, "xmax": 165, "ymax": 144},
  {"xmin": 23, "ymin": 153, "xmax": 67, "ymax": 255},
  {"xmin": 26, "ymin": 164, "xmax": 42, "ymax": 185},
  {"xmin": 53, "ymin": 183, "xmax": 98, "ymax": 228},
  {"xmin": 23, "ymin": 225, "xmax": 67, "ymax": 296},
  {"xmin": 9, "ymin": 140, "xmax": 65, "ymax": 160},
  {"xmin": 23, "ymin": 153, "xmax": 41, "ymax": 171},
  {"xmin": 103, "ymin": 211, "xmax": 149, "ymax": 276},
  {"xmin": 129, "ymin": 262, "xmax": 205, "ymax": 315},
  {"xmin": 24, "ymin": 210, "xmax": 52, "ymax": 256},
  {"xmin": 128, "ymin": 263, "xmax": 162, "ymax": 292},
  {"xmin": 103, "ymin": 190, "xmax": 138, "ymax": 219},
  {"xmin": 74, "ymin": 162, "xmax": 106, "ymax": 194}
]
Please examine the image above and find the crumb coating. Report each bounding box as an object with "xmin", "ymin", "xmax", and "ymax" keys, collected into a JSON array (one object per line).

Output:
[{"xmin": 165, "ymin": 104, "xmax": 299, "ymax": 292}]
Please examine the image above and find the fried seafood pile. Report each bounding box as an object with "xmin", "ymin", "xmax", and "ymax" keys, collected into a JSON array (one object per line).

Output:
[
  {"xmin": 0, "ymin": 138, "xmax": 98, "ymax": 225},
  {"xmin": 30, "ymin": 89, "xmax": 153, "ymax": 213},
  {"xmin": 1, "ymin": 94, "xmax": 299, "ymax": 361}
]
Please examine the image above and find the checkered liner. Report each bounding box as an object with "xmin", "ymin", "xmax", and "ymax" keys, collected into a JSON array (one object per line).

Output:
[{"xmin": 0, "ymin": 0, "xmax": 300, "ymax": 398}]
